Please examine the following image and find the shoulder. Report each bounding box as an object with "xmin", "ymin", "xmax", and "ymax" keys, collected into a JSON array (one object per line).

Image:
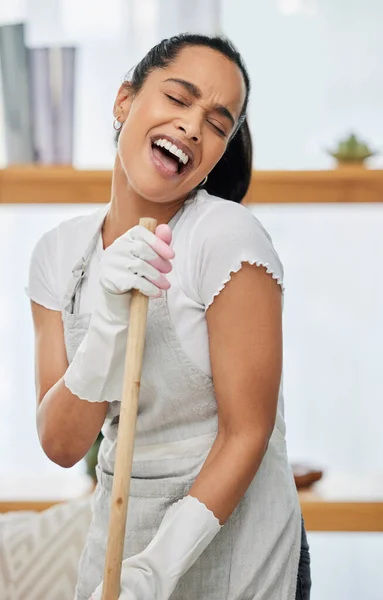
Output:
[
  {"xmin": 32, "ymin": 205, "xmax": 108, "ymax": 267},
  {"xmin": 28, "ymin": 205, "xmax": 108, "ymax": 309},
  {"xmin": 184, "ymin": 190, "xmax": 275, "ymax": 248},
  {"xmin": 56, "ymin": 205, "xmax": 108, "ymax": 255},
  {"xmin": 187, "ymin": 191, "xmax": 283, "ymax": 278},
  {"xmin": 175, "ymin": 192, "xmax": 284, "ymax": 308}
]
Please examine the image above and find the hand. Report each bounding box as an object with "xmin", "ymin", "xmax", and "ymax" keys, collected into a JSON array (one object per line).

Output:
[
  {"xmin": 89, "ymin": 496, "xmax": 221, "ymax": 600},
  {"xmin": 64, "ymin": 223, "xmax": 175, "ymax": 404},
  {"xmin": 89, "ymin": 567, "xmax": 154, "ymax": 600},
  {"xmin": 99, "ymin": 223, "xmax": 174, "ymax": 298}
]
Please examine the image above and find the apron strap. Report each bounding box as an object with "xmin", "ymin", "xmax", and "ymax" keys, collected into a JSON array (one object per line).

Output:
[{"xmin": 63, "ymin": 206, "xmax": 109, "ymax": 315}]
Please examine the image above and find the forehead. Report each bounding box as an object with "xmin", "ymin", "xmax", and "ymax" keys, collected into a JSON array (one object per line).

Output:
[{"xmin": 152, "ymin": 45, "xmax": 246, "ymax": 118}]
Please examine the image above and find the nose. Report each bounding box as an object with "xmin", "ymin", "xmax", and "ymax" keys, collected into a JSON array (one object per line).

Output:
[{"xmin": 174, "ymin": 114, "xmax": 202, "ymax": 143}]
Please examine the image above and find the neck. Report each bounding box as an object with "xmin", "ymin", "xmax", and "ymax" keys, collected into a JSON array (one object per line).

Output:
[{"xmin": 102, "ymin": 154, "xmax": 188, "ymax": 249}]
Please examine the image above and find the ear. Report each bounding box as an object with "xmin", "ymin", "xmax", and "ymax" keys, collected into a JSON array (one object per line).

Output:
[{"xmin": 113, "ymin": 82, "xmax": 134, "ymax": 124}]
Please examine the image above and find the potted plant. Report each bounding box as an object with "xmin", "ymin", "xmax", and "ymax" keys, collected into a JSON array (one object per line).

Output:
[{"xmin": 327, "ymin": 133, "xmax": 377, "ymax": 169}]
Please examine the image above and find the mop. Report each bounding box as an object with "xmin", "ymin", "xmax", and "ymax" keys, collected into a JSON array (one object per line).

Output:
[{"xmin": 101, "ymin": 217, "xmax": 157, "ymax": 600}]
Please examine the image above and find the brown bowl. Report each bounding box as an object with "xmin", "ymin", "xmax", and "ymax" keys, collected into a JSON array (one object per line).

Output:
[{"xmin": 291, "ymin": 463, "xmax": 324, "ymax": 490}]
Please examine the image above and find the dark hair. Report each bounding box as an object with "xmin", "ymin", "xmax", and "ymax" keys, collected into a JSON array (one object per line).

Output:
[{"xmin": 117, "ymin": 33, "xmax": 252, "ymax": 203}]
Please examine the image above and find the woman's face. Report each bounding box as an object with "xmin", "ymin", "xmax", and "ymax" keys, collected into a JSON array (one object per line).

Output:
[{"xmin": 115, "ymin": 45, "xmax": 246, "ymax": 203}]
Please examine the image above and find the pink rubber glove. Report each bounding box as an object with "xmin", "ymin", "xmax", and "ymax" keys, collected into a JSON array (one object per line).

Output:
[{"xmin": 148, "ymin": 223, "xmax": 173, "ymax": 282}]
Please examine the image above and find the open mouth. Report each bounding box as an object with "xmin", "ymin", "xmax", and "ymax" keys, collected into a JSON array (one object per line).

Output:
[{"xmin": 151, "ymin": 136, "xmax": 193, "ymax": 177}]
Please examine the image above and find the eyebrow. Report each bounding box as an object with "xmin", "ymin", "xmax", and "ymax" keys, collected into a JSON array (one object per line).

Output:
[{"xmin": 163, "ymin": 77, "xmax": 235, "ymax": 127}]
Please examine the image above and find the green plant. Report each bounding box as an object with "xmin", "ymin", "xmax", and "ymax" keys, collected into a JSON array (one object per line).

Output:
[
  {"xmin": 327, "ymin": 133, "xmax": 376, "ymax": 163},
  {"xmin": 85, "ymin": 431, "xmax": 103, "ymax": 483}
]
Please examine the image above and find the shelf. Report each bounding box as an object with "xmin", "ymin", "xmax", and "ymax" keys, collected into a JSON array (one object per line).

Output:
[
  {"xmin": 2, "ymin": 472, "xmax": 383, "ymax": 532},
  {"xmin": 247, "ymin": 167, "xmax": 383, "ymax": 204},
  {"xmin": 0, "ymin": 472, "xmax": 94, "ymax": 514},
  {"xmin": 299, "ymin": 473, "xmax": 383, "ymax": 532},
  {"xmin": 1, "ymin": 166, "xmax": 383, "ymax": 204},
  {"xmin": 0, "ymin": 166, "xmax": 111, "ymax": 204},
  {"xmin": 300, "ymin": 500, "xmax": 383, "ymax": 532}
]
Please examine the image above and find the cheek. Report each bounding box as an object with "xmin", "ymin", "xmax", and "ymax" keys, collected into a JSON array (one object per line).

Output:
[
  {"xmin": 118, "ymin": 111, "xmax": 148, "ymax": 156},
  {"xmin": 116, "ymin": 124, "xmax": 147, "ymax": 183},
  {"xmin": 118, "ymin": 100, "xmax": 173, "ymax": 158},
  {"xmin": 131, "ymin": 95, "xmax": 173, "ymax": 130},
  {"xmin": 117, "ymin": 126, "xmax": 135, "ymax": 162}
]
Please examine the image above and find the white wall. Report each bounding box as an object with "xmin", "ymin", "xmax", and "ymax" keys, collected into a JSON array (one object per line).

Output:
[
  {"xmin": 0, "ymin": 203, "xmax": 99, "ymax": 476},
  {"xmin": 221, "ymin": 0, "xmax": 383, "ymax": 170},
  {"xmin": 2, "ymin": 1, "xmax": 382, "ymax": 170},
  {"xmin": 251, "ymin": 202, "xmax": 383, "ymax": 473}
]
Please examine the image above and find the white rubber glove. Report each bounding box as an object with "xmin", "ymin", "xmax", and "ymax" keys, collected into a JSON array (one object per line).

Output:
[
  {"xmin": 90, "ymin": 495, "xmax": 222, "ymax": 600},
  {"xmin": 64, "ymin": 223, "xmax": 174, "ymax": 403}
]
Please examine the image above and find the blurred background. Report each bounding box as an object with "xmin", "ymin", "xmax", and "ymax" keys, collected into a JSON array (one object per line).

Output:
[{"xmin": 0, "ymin": 1, "xmax": 382, "ymax": 599}]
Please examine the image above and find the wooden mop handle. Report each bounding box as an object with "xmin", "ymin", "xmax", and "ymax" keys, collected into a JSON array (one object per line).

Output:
[{"xmin": 101, "ymin": 217, "xmax": 157, "ymax": 600}]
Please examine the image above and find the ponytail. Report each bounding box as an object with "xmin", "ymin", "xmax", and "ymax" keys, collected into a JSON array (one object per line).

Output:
[{"xmin": 204, "ymin": 118, "xmax": 252, "ymax": 204}]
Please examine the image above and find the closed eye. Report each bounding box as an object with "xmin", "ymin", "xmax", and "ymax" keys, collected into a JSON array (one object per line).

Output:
[
  {"xmin": 208, "ymin": 121, "xmax": 226, "ymax": 137},
  {"xmin": 165, "ymin": 94, "xmax": 188, "ymax": 107},
  {"xmin": 166, "ymin": 93, "xmax": 226, "ymax": 136}
]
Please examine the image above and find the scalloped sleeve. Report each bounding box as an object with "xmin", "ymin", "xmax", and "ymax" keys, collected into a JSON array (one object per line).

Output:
[
  {"xmin": 192, "ymin": 202, "xmax": 284, "ymax": 310},
  {"xmin": 26, "ymin": 229, "xmax": 60, "ymax": 311}
]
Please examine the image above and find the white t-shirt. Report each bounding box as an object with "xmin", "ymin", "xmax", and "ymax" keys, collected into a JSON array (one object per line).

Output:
[{"xmin": 27, "ymin": 190, "xmax": 284, "ymax": 376}]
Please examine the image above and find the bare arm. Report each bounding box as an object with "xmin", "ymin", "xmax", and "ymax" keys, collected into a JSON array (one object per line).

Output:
[
  {"xmin": 32, "ymin": 301, "xmax": 108, "ymax": 468},
  {"xmin": 188, "ymin": 263, "xmax": 283, "ymax": 524}
]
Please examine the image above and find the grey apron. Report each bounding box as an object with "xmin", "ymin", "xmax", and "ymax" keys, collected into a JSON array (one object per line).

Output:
[{"xmin": 61, "ymin": 204, "xmax": 301, "ymax": 600}]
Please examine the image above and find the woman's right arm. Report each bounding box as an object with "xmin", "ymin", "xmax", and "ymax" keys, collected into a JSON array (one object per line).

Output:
[
  {"xmin": 32, "ymin": 301, "xmax": 108, "ymax": 468},
  {"xmin": 32, "ymin": 223, "xmax": 174, "ymax": 468}
]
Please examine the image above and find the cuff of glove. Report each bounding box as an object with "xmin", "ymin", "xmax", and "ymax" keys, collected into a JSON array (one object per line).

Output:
[
  {"xmin": 63, "ymin": 327, "xmax": 127, "ymax": 402},
  {"xmin": 64, "ymin": 290, "xmax": 130, "ymax": 403},
  {"xmin": 90, "ymin": 574, "xmax": 147, "ymax": 600},
  {"xmin": 119, "ymin": 495, "xmax": 222, "ymax": 599}
]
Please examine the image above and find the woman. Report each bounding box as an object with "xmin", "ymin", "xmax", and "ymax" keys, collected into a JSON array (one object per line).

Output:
[{"xmin": 28, "ymin": 34, "xmax": 311, "ymax": 599}]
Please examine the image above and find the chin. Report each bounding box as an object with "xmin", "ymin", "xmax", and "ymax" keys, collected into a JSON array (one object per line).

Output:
[
  {"xmin": 127, "ymin": 177, "xmax": 177, "ymax": 203},
  {"xmin": 127, "ymin": 169, "xmax": 193, "ymax": 203}
]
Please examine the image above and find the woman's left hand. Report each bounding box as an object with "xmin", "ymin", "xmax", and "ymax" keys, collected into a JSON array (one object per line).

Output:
[
  {"xmin": 89, "ymin": 568, "xmax": 152, "ymax": 600},
  {"xmin": 89, "ymin": 495, "xmax": 220, "ymax": 600}
]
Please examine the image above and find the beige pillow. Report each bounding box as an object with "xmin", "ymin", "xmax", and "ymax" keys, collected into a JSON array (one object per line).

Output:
[{"xmin": 0, "ymin": 498, "xmax": 92, "ymax": 600}]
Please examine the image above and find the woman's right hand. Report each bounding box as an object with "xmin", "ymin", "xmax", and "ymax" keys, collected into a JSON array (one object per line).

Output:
[
  {"xmin": 100, "ymin": 223, "xmax": 175, "ymax": 298},
  {"xmin": 63, "ymin": 222, "xmax": 175, "ymax": 406}
]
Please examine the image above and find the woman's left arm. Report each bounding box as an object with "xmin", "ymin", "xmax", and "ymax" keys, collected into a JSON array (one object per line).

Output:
[
  {"xmin": 189, "ymin": 261, "xmax": 283, "ymax": 524},
  {"xmin": 91, "ymin": 251, "xmax": 284, "ymax": 600}
]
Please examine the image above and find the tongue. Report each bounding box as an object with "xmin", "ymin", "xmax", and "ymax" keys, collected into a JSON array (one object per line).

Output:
[{"xmin": 153, "ymin": 146, "xmax": 179, "ymax": 173}]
